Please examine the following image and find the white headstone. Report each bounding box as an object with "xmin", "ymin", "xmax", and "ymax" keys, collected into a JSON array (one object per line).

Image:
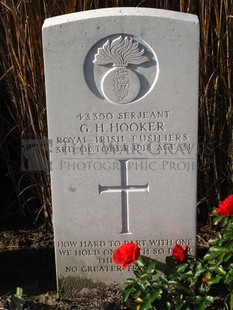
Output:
[{"xmin": 43, "ymin": 7, "xmax": 199, "ymax": 294}]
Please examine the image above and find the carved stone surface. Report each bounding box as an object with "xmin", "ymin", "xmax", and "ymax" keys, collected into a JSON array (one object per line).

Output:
[
  {"xmin": 85, "ymin": 33, "xmax": 158, "ymax": 104},
  {"xmin": 43, "ymin": 7, "xmax": 199, "ymax": 295},
  {"xmin": 93, "ymin": 35, "xmax": 151, "ymax": 104}
]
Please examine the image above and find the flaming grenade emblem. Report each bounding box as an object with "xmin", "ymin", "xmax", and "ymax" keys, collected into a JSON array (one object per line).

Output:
[{"xmin": 93, "ymin": 36, "xmax": 150, "ymax": 104}]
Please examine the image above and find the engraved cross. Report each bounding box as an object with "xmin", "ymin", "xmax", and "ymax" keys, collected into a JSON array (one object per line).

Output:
[{"xmin": 99, "ymin": 160, "xmax": 149, "ymax": 234}]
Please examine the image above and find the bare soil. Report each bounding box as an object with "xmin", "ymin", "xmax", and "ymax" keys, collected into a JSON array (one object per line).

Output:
[
  {"xmin": 0, "ymin": 224, "xmax": 217, "ymax": 309},
  {"xmin": 0, "ymin": 227, "xmax": 126, "ymax": 309}
]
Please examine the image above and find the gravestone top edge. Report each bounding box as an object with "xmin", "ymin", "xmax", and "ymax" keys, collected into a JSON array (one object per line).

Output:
[{"xmin": 42, "ymin": 7, "xmax": 199, "ymax": 29}]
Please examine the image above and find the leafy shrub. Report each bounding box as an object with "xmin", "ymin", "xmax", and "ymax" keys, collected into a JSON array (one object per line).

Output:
[{"xmin": 113, "ymin": 194, "xmax": 233, "ymax": 309}]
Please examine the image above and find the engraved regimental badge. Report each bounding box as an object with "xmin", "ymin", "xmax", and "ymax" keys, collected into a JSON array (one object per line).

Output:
[{"xmin": 84, "ymin": 34, "xmax": 159, "ymax": 104}]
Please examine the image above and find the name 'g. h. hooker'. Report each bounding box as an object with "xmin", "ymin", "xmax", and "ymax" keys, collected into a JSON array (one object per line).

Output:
[{"xmin": 79, "ymin": 121, "xmax": 165, "ymax": 133}]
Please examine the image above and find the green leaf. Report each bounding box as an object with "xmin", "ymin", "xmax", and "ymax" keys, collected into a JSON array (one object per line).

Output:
[
  {"xmin": 177, "ymin": 263, "xmax": 189, "ymax": 273},
  {"xmin": 194, "ymin": 295, "xmax": 213, "ymax": 309},
  {"xmin": 198, "ymin": 285, "xmax": 208, "ymax": 294},
  {"xmin": 15, "ymin": 287, "xmax": 23, "ymax": 299},
  {"xmin": 133, "ymin": 290, "xmax": 141, "ymax": 299},
  {"xmin": 151, "ymin": 281, "xmax": 161, "ymax": 288},
  {"xmin": 125, "ymin": 278, "xmax": 136, "ymax": 286},
  {"xmin": 134, "ymin": 269, "xmax": 143, "ymax": 278},
  {"xmin": 223, "ymin": 216, "xmax": 229, "ymax": 225},
  {"xmin": 151, "ymin": 289, "xmax": 162, "ymax": 301},
  {"xmin": 208, "ymin": 275, "xmax": 222, "ymax": 285},
  {"xmin": 140, "ymin": 273, "xmax": 150, "ymax": 281},
  {"xmin": 230, "ymin": 293, "xmax": 233, "ymax": 310},
  {"xmin": 216, "ymin": 266, "xmax": 226, "ymax": 275},
  {"xmin": 176, "ymin": 284, "xmax": 189, "ymax": 292},
  {"xmin": 204, "ymin": 252, "xmax": 210, "ymax": 260},
  {"xmin": 195, "ymin": 267, "xmax": 206, "ymax": 277},
  {"xmin": 167, "ymin": 280, "xmax": 177, "ymax": 285},
  {"xmin": 222, "ymin": 253, "xmax": 232, "ymax": 262},
  {"xmin": 208, "ymin": 266, "xmax": 216, "ymax": 272},
  {"xmin": 204, "ymin": 247, "xmax": 227, "ymax": 261},
  {"xmin": 141, "ymin": 295, "xmax": 152, "ymax": 310},
  {"xmin": 209, "ymin": 246, "xmax": 227, "ymax": 253},
  {"xmin": 174, "ymin": 303, "xmax": 183, "ymax": 310},
  {"xmin": 145, "ymin": 260, "xmax": 156, "ymax": 274},
  {"xmin": 195, "ymin": 261, "xmax": 203, "ymax": 271},
  {"xmin": 9, "ymin": 290, "xmax": 25, "ymax": 310},
  {"xmin": 181, "ymin": 270, "xmax": 193, "ymax": 277},
  {"xmin": 194, "ymin": 303, "xmax": 206, "ymax": 310},
  {"xmin": 123, "ymin": 286, "xmax": 134, "ymax": 301},
  {"xmin": 213, "ymin": 214, "xmax": 224, "ymax": 224},
  {"xmin": 159, "ymin": 275, "xmax": 169, "ymax": 283},
  {"xmin": 205, "ymin": 296, "xmax": 214, "ymax": 303},
  {"xmin": 137, "ymin": 256, "xmax": 145, "ymax": 267},
  {"xmin": 138, "ymin": 282, "xmax": 146, "ymax": 292},
  {"xmin": 216, "ymin": 232, "xmax": 222, "ymax": 239},
  {"xmin": 166, "ymin": 301, "xmax": 171, "ymax": 309}
]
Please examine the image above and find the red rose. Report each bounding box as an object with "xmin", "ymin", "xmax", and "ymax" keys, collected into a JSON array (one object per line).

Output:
[
  {"xmin": 216, "ymin": 194, "xmax": 233, "ymax": 217},
  {"xmin": 113, "ymin": 242, "xmax": 140, "ymax": 270},
  {"xmin": 172, "ymin": 245, "xmax": 189, "ymax": 263}
]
